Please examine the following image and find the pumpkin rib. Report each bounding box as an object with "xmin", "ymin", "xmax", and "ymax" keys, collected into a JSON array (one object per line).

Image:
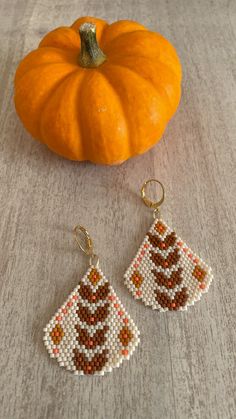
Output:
[
  {"xmin": 97, "ymin": 67, "xmax": 131, "ymax": 160},
  {"xmin": 101, "ymin": 21, "xmax": 146, "ymax": 47},
  {"xmin": 69, "ymin": 70, "xmax": 89, "ymax": 160},
  {"xmin": 111, "ymin": 56, "xmax": 181, "ymax": 84},
  {"xmin": 101, "ymin": 63, "xmax": 168, "ymax": 155},
  {"xmin": 108, "ymin": 56, "xmax": 181, "ymax": 115},
  {"xmin": 103, "ymin": 62, "xmax": 170, "ymax": 118},
  {"xmin": 103, "ymin": 29, "xmax": 150, "ymax": 51},
  {"xmin": 96, "ymin": 68, "xmax": 132, "ymax": 160},
  {"xmin": 15, "ymin": 62, "xmax": 79, "ymax": 89},
  {"xmin": 107, "ymin": 60, "xmax": 173, "ymax": 117},
  {"xmin": 109, "ymin": 52, "xmax": 181, "ymax": 83},
  {"xmin": 78, "ymin": 70, "xmax": 130, "ymax": 164},
  {"xmin": 15, "ymin": 55, "xmax": 79, "ymax": 84},
  {"xmin": 15, "ymin": 65, "xmax": 80, "ymax": 139},
  {"xmin": 40, "ymin": 71, "xmax": 86, "ymax": 160},
  {"xmin": 73, "ymin": 70, "xmax": 91, "ymax": 160},
  {"xmin": 104, "ymin": 30, "xmax": 181, "ymax": 77},
  {"xmin": 39, "ymin": 27, "xmax": 81, "ymax": 50}
]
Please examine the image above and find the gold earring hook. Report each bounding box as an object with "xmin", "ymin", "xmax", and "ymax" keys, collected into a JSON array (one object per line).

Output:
[
  {"xmin": 141, "ymin": 179, "xmax": 165, "ymax": 212},
  {"xmin": 73, "ymin": 225, "xmax": 99, "ymax": 267},
  {"xmin": 73, "ymin": 225, "xmax": 93, "ymax": 256}
]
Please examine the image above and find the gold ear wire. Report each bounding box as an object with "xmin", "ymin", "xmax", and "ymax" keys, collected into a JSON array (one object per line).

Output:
[
  {"xmin": 73, "ymin": 225, "xmax": 93, "ymax": 256},
  {"xmin": 73, "ymin": 225, "xmax": 99, "ymax": 267},
  {"xmin": 141, "ymin": 179, "xmax": 165, "ymax": 209}
]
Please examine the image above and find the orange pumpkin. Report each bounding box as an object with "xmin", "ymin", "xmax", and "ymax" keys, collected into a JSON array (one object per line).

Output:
[{"xmin": 14, "ymin": 17, "xmax": 182, "ymax": 165}]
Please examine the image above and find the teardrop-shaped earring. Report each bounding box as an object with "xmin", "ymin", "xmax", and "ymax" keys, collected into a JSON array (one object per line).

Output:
[
  {"xmin": 43, "ymin": 225, "xmax": 140, "ymax": 375},
  {"xmin": 124, "ymin": 179, "xmax": 213, "ymax": 312}
]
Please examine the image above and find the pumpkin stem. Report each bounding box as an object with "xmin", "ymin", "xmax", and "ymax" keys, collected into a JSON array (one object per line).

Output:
[{"xmin": 79, "ymin": 22, "xmax": 107, "ymax": 68}]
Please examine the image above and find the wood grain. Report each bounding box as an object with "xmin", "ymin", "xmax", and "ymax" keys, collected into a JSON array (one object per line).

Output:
[{"xmin": 0, "ymin": 0, "xmax": 235, "ymax": 418}]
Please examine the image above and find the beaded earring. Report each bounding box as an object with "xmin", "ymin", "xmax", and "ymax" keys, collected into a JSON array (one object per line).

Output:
[
  {"xmin": 43, "ymin": 225, "xmax": 140, "ymax": 376},
  {"xmin": 124, "ymin": 179, "xmax": 213, "ymax": 312}
]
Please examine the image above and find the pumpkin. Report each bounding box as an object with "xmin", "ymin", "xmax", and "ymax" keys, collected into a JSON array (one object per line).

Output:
[{"xmin": 14, "ymin": 17, "xmax": 182, "ymax": 165}]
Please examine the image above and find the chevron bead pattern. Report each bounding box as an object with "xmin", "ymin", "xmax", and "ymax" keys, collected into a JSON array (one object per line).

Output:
[
  {"xmin": 124, "ymin": 219, "xmax": 213, "ymax": 311},
  {"xmin": 44, "ymin": 266, "xmax": 140, "ymax": 375}
]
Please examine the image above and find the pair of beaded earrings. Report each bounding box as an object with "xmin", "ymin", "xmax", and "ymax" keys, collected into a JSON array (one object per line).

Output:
[{"xmin": 43, "ymin": 179, "xmax": 213, "ymax": 376}]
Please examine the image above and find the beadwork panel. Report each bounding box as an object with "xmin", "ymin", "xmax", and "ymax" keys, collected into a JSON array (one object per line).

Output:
[
  {"xmin": 44, "ymin": 266, "xmax": 140, "ymax": 375},
  {"xmin": 124, "ymin": 219, "xmax": 213, "ymax": 311}
]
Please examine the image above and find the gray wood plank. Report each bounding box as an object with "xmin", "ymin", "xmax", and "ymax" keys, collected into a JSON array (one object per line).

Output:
[{"xmin": 0, "ymin": 0, "xmax": 235, "ymax": 418}]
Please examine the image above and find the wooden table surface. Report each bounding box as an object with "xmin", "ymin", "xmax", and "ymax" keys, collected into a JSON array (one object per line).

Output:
[{"xmin": 0, "ymin": 1, "xmax": 235, "ymax": 418}]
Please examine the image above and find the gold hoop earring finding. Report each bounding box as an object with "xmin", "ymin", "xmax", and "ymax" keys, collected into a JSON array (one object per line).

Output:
[
  {"xmin": 141, "ymin": 179, "xmax": 165, "ymax": 210},
  {"xmin": 73, "ymin": 225, "xmax": 99, "ymax": 267},
  {"xmin": 73, "ymin": 225, "xmax": 93, "ymax": 255}
]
